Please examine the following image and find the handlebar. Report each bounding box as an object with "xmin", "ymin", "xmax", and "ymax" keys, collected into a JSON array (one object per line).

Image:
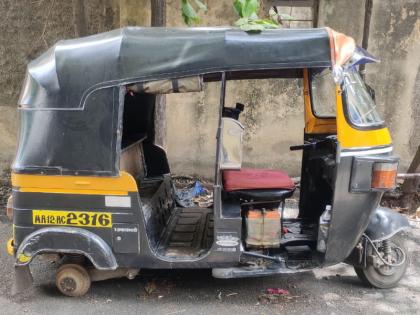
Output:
[
  {"xmin": 290, "ymin": 137, "xmax": 336, "ymax": 151},
  {"xmin": 289, "ymin": 143, "xmax": 316, "ymax": 151}
]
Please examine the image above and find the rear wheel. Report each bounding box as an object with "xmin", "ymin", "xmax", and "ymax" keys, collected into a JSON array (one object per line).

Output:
[
  {"xmin": 56, "ymin": 264, "xmax": 91, "ymax": 297},
  {"xmin": 354, "ymin": 235, "xmax": 409, "ymax": 289}
]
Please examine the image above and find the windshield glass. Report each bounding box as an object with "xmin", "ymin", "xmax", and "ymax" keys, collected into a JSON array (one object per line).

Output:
[
  {"xmin": 310, "ymin": 68, "xmax": 336, "ymax": 117},
  {"xmin": 343, "ymin": 70, "xmax": 384, "ymax": 127}
]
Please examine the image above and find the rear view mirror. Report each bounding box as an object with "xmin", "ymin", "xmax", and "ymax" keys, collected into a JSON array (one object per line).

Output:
[{"xmin": 220, "ymin": 118, "xmax": 244, "ymax": 170}]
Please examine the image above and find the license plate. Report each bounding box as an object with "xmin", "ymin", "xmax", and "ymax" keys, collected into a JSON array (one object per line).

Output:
[{"xmin": 32, "ymin": 210, "xmax": 112, "ymax": 228}]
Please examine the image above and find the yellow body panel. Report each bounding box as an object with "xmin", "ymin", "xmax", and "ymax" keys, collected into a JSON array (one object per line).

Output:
[
  {"xmin": 18, "ymin": 253, "xmax": 31, "ymax": 263},
  {"xmin": 336, "ymin": 88, "xmax": 392, "ymax": 148},
  {"xmin": 19, "ymin": 188, "xmax": 128, "ymax": 195},
  {"xmin": 6, "ymin": 238, "xmax": 14, "ymax": 256},
  {"xmin": 303, "ymin": 69, "xmax": 337, "ymax": 134},
  {"xmin": 12, "ymin": 171, "xmax": 137, "ymax": 195}
]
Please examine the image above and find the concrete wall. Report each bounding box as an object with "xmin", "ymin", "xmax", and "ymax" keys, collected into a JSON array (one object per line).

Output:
[
  {"xmin": 0, "ymin": 0, "xmax": 418, "ymax": 176},
  {"xmin": 165, "ymin": 1, "xmax": 306, "ymax": 177},
  {"xmin": 367, "ymin": 0, "xmax": 419, "ymax": 168},
  {"xmin": 0, "ymin": 0, "xmax": 119, "ymax": 171},
  {"xmin": 318, "ymin": 0, "xmax": 420, "ymax": 172}
]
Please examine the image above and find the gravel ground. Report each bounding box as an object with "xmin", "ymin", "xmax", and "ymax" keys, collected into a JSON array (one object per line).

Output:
[
  {"xmin": 0, "ymin": 220, "xmax": 419, "ymax": 315},
  {"xmin": 0, "ymin": 170, "xmax": 11, "ymax": 220}
]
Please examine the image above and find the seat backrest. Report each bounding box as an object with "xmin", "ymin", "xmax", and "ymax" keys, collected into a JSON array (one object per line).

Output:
[
  {"xmin": 120, "ymin": 142, "xmax": 145, "ymax": 179},
  {"xmin": 220, "ymin": 117, "xmax": 244, "ymax": 170}
]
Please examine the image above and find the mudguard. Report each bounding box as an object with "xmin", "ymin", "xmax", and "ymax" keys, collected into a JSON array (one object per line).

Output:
[
  {"xmin": 15, "ymin": 227, "xmax": 118, "ymax": 270},
  {"xmin": 365, "ymin": 207, "xmax": 410, "ymax": 241}
]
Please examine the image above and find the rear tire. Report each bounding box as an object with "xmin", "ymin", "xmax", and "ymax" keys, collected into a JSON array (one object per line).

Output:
[
  {"xmin": 56, "ymin": 264, "xmax": 91, "ymax": 297},
  {"xmin": 354, "ymin": 235, "xmax": 409, "ymax": 289}
]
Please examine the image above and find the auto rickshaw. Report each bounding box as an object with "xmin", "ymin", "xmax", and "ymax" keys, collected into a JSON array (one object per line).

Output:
[{"xmin": 7, "ymin": 27, "xmax": 410, "ymax": 297}]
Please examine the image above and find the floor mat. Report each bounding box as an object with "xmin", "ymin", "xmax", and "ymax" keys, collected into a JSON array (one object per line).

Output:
[{"xmin": 157, "ymin": 207, "xmax": 213, "ymax": 258}]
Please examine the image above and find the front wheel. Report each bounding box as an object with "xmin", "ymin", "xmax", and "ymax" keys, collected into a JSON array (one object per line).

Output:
[{"xmin": 354, "ymin": 235, "xmax": 409, "ymax": 289}]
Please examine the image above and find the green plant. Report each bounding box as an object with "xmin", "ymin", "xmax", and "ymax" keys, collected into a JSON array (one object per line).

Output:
[
  {"xmin": 180, "ymin": 0, "xmax": 293, "ymax": 32},
  {"xmin": 233, "ymin": 0, "xmax": 278, "ymax": 31},
  {"xmin": 181, "ymin": 0, "xmax": 208, "ymax": 25}
]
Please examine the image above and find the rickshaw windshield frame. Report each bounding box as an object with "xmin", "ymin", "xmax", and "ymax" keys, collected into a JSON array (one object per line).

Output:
[{"xmin": 341, "ymin": 69, "xmax": 385, "ymax": 130}]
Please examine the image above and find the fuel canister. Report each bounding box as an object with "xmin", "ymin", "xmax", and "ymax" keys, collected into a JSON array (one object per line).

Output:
[{"xmin": 246, "ymin": 209, "xmax": 281, "ymax": 248}]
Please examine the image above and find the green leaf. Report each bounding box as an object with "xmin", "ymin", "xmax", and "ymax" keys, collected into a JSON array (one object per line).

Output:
[
  {"xmin": 248, "ymin": 12, "xmax": 259, "ymax": 20},
  {"xmin": 181, "ymin": 0, "xmax": 200, "ymax": 25},
  {"xmin": 234, "ymin": 17, "xmax": 249, "ymax": 26},
  {"xmin": 193, "ymin": 0, "xmax": 208, "ymax": 12},
  {"xmin": 240, "ymin": 22, "xmax": 265, "ymax": 32},
  {"xmin": 242, "ymin": 0, "xmax": 259, "ymax": 18},
  {"xmin": 233, "ymin": 0, "xmax": 245, "ymax": 18},
  {"xmin": 236, "ymin": 17, "xmax": 279, "ymax": 32},
  {"xmin": 279, "ymin": 13, "xmax": 294, "ymax": 20},
  {"xmin": 253, "ymin": 19, "xmax": 279, "ymax": 27}
]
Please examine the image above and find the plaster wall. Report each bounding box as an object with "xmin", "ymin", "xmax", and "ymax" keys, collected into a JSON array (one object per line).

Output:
[{"xmin": 0, "ymin": 0, "xmax": 418, "ymax": 176}]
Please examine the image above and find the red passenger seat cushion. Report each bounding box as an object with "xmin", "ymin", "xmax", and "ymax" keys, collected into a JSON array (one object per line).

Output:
[{"xmin": 223, "ymin": 168, "xmax": 295, "ymax": 192}]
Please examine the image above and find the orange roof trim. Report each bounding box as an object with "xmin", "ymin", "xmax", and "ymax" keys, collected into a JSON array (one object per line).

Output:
[{"xmin": 326, "ymin": 27, "xmax": 356, "ymax": 66}]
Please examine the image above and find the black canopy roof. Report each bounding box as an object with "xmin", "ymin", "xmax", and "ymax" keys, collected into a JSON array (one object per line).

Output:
[
  {"xmin": 14, "ymin": 27, "xmax": 337, "ymax": 176},
  {"xmin": 19, "ymin": 27, "xmax": 332, "ymax": 110}
]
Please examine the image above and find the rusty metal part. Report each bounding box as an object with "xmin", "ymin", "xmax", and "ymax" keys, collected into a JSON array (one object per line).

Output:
[
  {"xmin": 55, "ymin": 264, "xmax": 91, "ymax": 297},
  {"xmin": 88, "ymin": 268, "xmax": 139, "ymax": 282},
  {"xmin": 363, "ymin": 234, "xmax": 406, "ymax": 268}
]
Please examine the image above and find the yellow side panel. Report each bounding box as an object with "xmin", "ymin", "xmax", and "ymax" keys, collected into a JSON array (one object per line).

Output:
[
  {"xmin": 303, "ymin": 69, "xmax": 337, "ymax": 134},
  {"xmin": 6, "ymin": 238, "xmax": 14, "ymax": 256},
  {"xmin": 12, "ymin": 171, "xmax": 137, "ymax": 195},
  {"xmin": 336, "ymin": 88, "xmax": 392, "ymax": 148}
]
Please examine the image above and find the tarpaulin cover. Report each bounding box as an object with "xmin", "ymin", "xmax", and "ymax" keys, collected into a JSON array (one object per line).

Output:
[{"xmin": 19, "ymin": 27, "xmax": 332, "ymax": 110}]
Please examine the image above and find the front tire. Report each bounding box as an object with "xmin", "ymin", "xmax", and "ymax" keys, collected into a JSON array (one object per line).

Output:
[
  {"xmin": 354, "ymin": 235, "xmax": 409, "ymax": 289},
  {"xmin": 56, "ymin": 264, "xmax": 91, "ymax": 297}
]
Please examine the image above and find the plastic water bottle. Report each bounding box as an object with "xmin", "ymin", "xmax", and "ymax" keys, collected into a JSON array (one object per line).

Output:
[{"xmin": 317, "ymin": 205, "xmax": 332, "ymax": 253}]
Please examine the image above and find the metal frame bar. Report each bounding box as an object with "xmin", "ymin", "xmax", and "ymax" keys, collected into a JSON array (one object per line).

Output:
[
  {"xmin": 213, "ymin": 72, "xmax": 227, "ymax": 219},
  {"xmin": 359, "ymin": 0, "xmax": 373, "ymax": 78},
  {"xmin": 273, "ymin": 0, "xmax": 315, "ymax": 7},
  {"xmin": 273, "ymin": 0, "xmax": 319, "ymax": 28},
  {"xmin": 215, "ymin": 72, "xmax": 226, "ymax": 187}
]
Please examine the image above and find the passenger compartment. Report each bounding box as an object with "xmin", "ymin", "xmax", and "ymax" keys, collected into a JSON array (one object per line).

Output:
[{"xmin": 140, "ymin": 176, "xmax": 213, "ymax": 259}]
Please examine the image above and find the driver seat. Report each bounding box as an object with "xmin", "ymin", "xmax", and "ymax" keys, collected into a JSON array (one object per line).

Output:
[{"xmin": 222, "ymin": 168, "xmax": 295, "ymax": 201}]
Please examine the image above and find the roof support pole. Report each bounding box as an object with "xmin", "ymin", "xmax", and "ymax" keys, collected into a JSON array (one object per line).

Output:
[
  {"xmin": 213, "ymin": 73, "xmax": 226, "ymax": 218},
  {"xmin": 151, "ymin": 0, "xmax": 167, "ymax": 149},
  {"xmin": 215, "ymin": 73, "xmax": 227, "ymax": 187}
]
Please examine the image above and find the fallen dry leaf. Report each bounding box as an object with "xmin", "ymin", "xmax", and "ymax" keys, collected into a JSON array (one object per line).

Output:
[{"xmin": 144, "ymin": 281, "xmax": 157, "ymax": 294}]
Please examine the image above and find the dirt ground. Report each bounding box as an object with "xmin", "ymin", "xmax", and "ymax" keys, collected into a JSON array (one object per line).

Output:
[
  {"xmin": 0, "ymin": 169, "xmax": 11, "ymax": 221},
  {"xmin": 0, "ymin": 220, "xmax": 419, "ymax": 314},
  {"xmin": 0, "ymin": 173, "xmax": 419, "ymax": 314}
]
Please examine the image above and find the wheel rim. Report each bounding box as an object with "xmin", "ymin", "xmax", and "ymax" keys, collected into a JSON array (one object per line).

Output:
[
  {"xmin": 56, "ymin": 264, "xmax": 91, "ymax": 296},
  {"xmin": 375, "ymin": 245, "xmax": 405, "ymax": 276},
  {"xmin": 60, "ymin": 277, "xmax": 77, "ymax": 293},
  {"xmin": 355, "ymin": 235, "xmax": 409, "ymax": 289}
]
